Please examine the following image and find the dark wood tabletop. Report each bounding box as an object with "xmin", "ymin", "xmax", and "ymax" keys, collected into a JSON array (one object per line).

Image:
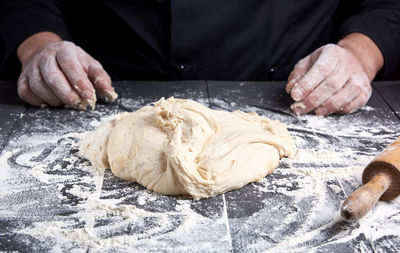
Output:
[{"xmin": 0, "ymin": 80, "xmax": 399, "ymax": 252}]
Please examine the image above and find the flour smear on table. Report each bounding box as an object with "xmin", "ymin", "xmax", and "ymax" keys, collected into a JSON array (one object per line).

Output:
[{"xmin": 0, "ymin": 97, "xmax": 399, "ymax": 252}]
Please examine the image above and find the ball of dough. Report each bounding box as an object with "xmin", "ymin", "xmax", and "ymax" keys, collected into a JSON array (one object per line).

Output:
[{"xmin": 79, "ymin": 97, "xmax": 295, "ymax": 199}]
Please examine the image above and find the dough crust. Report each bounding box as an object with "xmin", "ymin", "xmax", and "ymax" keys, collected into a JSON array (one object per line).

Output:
[{"xmin": 80, "ymin": 97, "xmax": 295, "ymax": 199}]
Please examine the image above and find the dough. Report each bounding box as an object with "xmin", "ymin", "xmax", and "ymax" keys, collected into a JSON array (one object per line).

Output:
[{"xmin": 79, "ymin": 97, "xmax": 295, "ymax": 199}]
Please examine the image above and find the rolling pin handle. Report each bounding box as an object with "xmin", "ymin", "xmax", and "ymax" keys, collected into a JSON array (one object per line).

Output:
[{"xmin": 340, "ymin": 173, "xmax": 390, "ymax": 221}]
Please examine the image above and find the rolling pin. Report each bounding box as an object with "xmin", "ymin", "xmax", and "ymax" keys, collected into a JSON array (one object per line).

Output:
[{"xmin": 341, "ymin": 136, "xmax": 400, "ymax": 221}]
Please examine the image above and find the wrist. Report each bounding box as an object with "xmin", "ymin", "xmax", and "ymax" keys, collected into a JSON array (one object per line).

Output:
[
  {"xmin": 17, "ymin": 32, "xmax": 62, "ymax": 69},
  {"xmin": 337, "ymin": 33, "xmax": 384, "ymax": 81}
]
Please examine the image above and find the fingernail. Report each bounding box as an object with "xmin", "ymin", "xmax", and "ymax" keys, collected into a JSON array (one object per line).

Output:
[
  {"xmin": 315, "ymin": 107, "xmax": 327, "ymax": 115},
  {"xmin": 83, "ymin": 97, "xmax": 97, "ymax": 111},
  {"xmin": 290, "ymin": 102, "xmax": 306, "ymax": 116},
  {"xmin": 68, "ymin": 100, "xmax": 87, "ymax": 111},
  {"xmin": 76, "ymin": 102, "xmax": 88, "ymax": 111},
  {"xmin": 292, "ymin": 88, "xmax": 303, "ymax": 101},
  {"xmin": 103, "ymin": 90, "xmax": 118, "ymax": 102}
]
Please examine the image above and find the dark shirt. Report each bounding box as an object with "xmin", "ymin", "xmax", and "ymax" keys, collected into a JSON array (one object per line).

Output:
[{"xmin": 1, "ymin": 0, "xmax": 400, "ymax": 81}]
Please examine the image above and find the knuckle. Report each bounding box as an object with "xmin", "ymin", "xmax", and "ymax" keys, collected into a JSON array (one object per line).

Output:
[
  {"xmin": 39, "ymin": 56, "xmax": 51, "ymax": 69},
  {"xmin": 296, "ymin": 81, "xmax": 309, "ymax": 93},
  {"xmin": 17, "ymin": 74, "xmax": 26, "ymax": 84},
  {"xmin": 90, "ymin": 60, "xmax": 103, "ymax": 70},
  {"xmin": 359, "ymin": 92, "xmax": 370, "ymax": 103},
  {"xmin": 290, "ymin": 69, "xmax": 303, "ymax": 81},
  {"xmin": 61, "ymin": 41, "xmax": 75, "ymax": 48},
  {"xmin": 293, "ymin": 82, "xmax": 306, "ymax": 94},
  {"xmin": 30, "ymin": 54, "xmax": 42, "ymax": 64},
  {"xmin": 75, "ymin": 78, "xmax": 92, "ymax": 93},
  {"xmin": 287, "ymin": 71, "xmax": 295, "ymax": 81},
  {"xmin": 75, "ymin": 46, "xmax": 88, "ymax": 59},
  {"xmin": 324, "ymin": 98, "xmax": 337, "ymax": 112},
  {"xmin": 325, "ymin": 44, "xmax": 336, "ymax": 50},
  {"xmin": 61, "ymin": 57, "xmax": 78, "ymax": 70},
  {"xmin": 315, "ymin": 63, "xmax": 330, "ymax": 76},
  {"xmin": 40, "ymin": 58, "xmax": 59, "ymax": 85},
  {"xmin": 322, "ymin": 44, "xmax": 338, "ymax": 54},
  {"xmin": 324, "ymin": 79, "xmax": 341, "ymax": 91},
  {"xmin": 295, "ymin": 58, "xmax": 308, "ymax": 69},
  {"xmin": 363, "ymin": 81, "xmax": 372, "ymax": 95},
  {"xmin": 17, "ymin": 83, "xmax": 29, "ymax": 99},
  {"xmin": 76, "ymin": 78, "xmax": 85, "ymax": 86},
  {"xmin": 29, "ymin": 79, "xmax": 41, "ymax": 94},
  {"xmin": 347, "ymin": 54, "xmax": 358, "ymax": 66},
  {"xmin": 75, "ymin": 45, "xmax": 86, "ymax": 54},
  {"xmin": 47, "ymin": 42, "xmax": 61, "ymax": 51},
  {"xmin": 305, "ymin": 95, "xmax": 320, "ymax": 108},
  {"xmin": 351, "ymin": 81, "xmax": 362, "ymax": 94},
  {"xmin": 366, "ymin": 86, "xmax": 372, "ymax": 97}
]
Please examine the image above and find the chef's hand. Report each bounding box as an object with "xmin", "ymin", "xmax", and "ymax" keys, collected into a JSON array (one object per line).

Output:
[
  {"xmin": 286, "ymin": 33, "xmax": 384, "ymax": 115},
  {"xmin": 17, "ymin": 32, "xmax": 118, "ymax": 109}
]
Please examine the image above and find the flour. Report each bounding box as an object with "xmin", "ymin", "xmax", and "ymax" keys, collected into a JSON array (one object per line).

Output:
[
  {"xmin": 89, "ymin": 114, "xmax": 116, "ymax": 128},
  {"xmin": 289, "ymin": 148, "xmax": 346, "ymax": 163},
  {"xmin": 208, "ymin": 96, "xmax": 400, "ymax": 251},
  {"xmin": 0, "ymin": 125, "xmax": 231, "ymax": 251},
  {"xmin": 0, "ymin": 150, "xmax": 15, "ymax": 184},
  {"xmin": 136, "ymin": 195, "xmax": 147, "ymax": 205},
  {"xmin": 31, "ymin": 164, "xmax": 51, "ymax": 183},
  {"xmin": 119, "ymin": 96, "xmax": 209, "ymax": 112},
  {"xmin": 1, "ymin": 94, "xmax": 399, "ymax": 252}
]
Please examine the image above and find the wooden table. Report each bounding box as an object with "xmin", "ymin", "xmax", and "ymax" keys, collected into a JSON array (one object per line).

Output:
[{"xmin": 0, "ymin": 81, "xmax": 399, "ymax": 252}]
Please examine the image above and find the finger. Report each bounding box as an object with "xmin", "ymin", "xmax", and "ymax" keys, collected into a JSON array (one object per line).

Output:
[
  {"xmin": 314, "ymin": 77, "xmax": 365, "ymax": 115},
  {"xmin": 286, "ymin": 56, "xmax": 312, "ymax": 94},
  {"xmin": 28, "ymin": 67, "xmax": 63, "ymax": 107},
  {"xmin": 17, "ymin": 75, "xmax": 46, "ymax": 107},
  {"xmin": 337, "ymin": 79, "xmax": 371, "ymax": 114},
  {"xmin": 87, "ymin": 60, "xmax": 115, "ymax": 100},
  {"xmin": 86, "ymin": 57, "xmax": 117, "ymax": 101},
  {"xmin": 335, "ymin": 95, "xmax": 365, "ymax": 115},
  {"xmin": 77, "ymin": 48, "xmax": 118, "ymax": 102},
  {"xmin": 56, "ymin": 46, "xmax": 95, "ymax": 102},
  {"xmin": 291, "ymin": 67, "xmax": 348, "ymax": 115},
  {"xmin": 291, "ymin": 46, "xmax": 338, "ymax": 101},
  {"xmin": 40, "ymin": 56, "xmax": 81, "ymax": 107}
]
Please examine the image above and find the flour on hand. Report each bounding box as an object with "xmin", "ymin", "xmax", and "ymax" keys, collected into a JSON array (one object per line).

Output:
[{"xmin": 79, "ymin": 97, "xmax": 295, "ymax": 199}]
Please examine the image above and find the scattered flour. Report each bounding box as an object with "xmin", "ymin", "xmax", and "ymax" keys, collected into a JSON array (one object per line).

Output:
[
  {"xmin": 0, "ymin": 95, "xmax": 399, "ymax": 252},
  {"xmin": 289, "ymin": 148, "xmax": 346, "ymax": 163}
]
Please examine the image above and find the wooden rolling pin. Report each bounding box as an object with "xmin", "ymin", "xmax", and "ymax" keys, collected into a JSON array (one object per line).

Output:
[{"xmin": 341, "ymin": 136, "xmax": 400, "ymax": 221}]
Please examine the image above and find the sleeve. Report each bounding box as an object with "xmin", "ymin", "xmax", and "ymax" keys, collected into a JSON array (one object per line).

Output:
[
  {"xmin": 337, "ymin": 0, "xmax": 400, "ymax": 79},
  {"xmin": 0, "ymin": 0, "xmax": 72, "ymax": 75}
]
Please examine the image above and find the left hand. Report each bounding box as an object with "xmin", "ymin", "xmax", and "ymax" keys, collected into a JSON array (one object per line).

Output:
[{"xmin": 286, "ymin": 44, "xmax": 371, "ymax": 115}]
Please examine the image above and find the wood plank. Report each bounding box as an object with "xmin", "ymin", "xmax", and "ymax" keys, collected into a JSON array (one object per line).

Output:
[
  {"xmin": 96, "ymin": 81, "xmax": 231, "ymax": 251},
  {"xmin": 0, "ymin": 81, "xmax": 232, "ymax": 251},
  {"xmin": 0, "ymin": 82, "xmax": 121, "ymax": 251},
  {"xmin": 207, "ymin": 81, "xmax": 400, "ymax": 252},
  {"xmin": 118, "ymin": 80, "xmax": 208, "ymax": 112},
  {"xmin": 373, "ymin": 81, "xmax": 400, "ymax": 118},
  {"xmin": 0, "ymin": 81, "xmax": 25, "ymax": 153},
  {"xmin": 1, "ymin": 80, "xmax": 400, "ymax": 251}
]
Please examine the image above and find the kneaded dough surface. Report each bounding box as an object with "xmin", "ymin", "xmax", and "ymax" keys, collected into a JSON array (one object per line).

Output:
[{"xmin": 80, "ymin": 97, "xmax": 295, "ymax": 199}]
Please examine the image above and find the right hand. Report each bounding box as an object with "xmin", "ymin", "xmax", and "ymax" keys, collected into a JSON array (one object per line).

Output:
[{"xmin": 17, "ymin": 34, "xmax": 117, "ymax": 109}]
